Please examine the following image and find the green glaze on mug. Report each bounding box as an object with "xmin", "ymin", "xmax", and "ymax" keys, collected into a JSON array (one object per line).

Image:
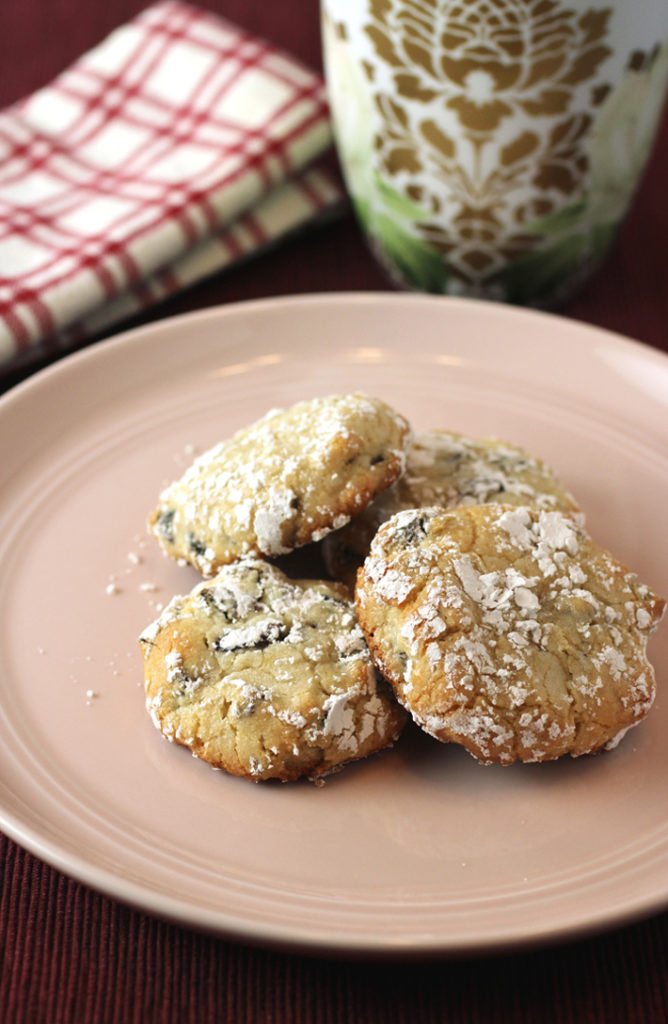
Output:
[{"xmin": 322, "ymin": 0, "xmax": 668, "ymax": 306}]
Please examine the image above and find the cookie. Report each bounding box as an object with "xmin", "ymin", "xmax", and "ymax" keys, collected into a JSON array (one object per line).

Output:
[
  {"xmin": 355, "ymin": 505, "xmax": 664, "ymax": 765},
  {"xmin": 150, "ymin": 393, "xmax": 411, "ymax": 576},
  {"xmin": 140, "ymin": 559, "xmax": 406, "ymax": 781},
  {"xmin": 323, "ymin": 431, "xmax": 582, "ymax": 588}
]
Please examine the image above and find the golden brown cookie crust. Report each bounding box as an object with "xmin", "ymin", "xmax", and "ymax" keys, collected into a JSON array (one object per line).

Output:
[
  {"xmin": 150, "ymin": 393, "xmax": 411, "ymax": 575},
  {"xmin": 140, "ymin": 559, "xmax": 406, "ymax": 781},
  {"xmin": 324, "ymin": 430, "xmax": 582, "ymax": 589},
  {"xmin": 355, "ymin": 505, "xmax": 664, "ymax": 765}
]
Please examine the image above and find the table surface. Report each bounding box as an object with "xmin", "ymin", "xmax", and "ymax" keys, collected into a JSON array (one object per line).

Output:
[{"xmin": 1, "ymin": 3, "xmax": 667, "ymax": 1022}]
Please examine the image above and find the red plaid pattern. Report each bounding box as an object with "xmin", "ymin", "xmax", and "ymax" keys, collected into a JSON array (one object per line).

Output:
[{"xmin": 0, "ymin": 1, "xmax": 341, "ymax": 370}]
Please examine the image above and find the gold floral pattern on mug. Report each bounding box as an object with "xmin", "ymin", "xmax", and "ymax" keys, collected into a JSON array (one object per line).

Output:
[{"xmin": 322, "ymin": 0, "xmax": 668, "ymax": 304}]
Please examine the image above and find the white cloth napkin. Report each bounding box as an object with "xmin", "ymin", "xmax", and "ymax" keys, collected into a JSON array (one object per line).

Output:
[{"xmin": 0, "ymin": 1, "xmax": 344, "ymax": 371}]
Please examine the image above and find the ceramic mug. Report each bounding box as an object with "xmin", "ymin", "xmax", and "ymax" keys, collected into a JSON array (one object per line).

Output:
[{"xmin": 321, "ymin": 0, "xmax": 668, "ymax": 306}]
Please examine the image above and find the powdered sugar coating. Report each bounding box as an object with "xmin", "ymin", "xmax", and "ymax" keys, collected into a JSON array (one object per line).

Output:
[
  {"xmin": 140, "ymin": 559, "xmax": 406, "ymax": 781},
  {"xmin": 323, "ymin": 430, "xmax": 582, "ymax": 587},
  {"xmin": 355, "ymin": 505, "xmax": 665, "ymax": 765},
  {"xmin": 149, "ymin": 393, "xmax": 410, "ymax": 575}
]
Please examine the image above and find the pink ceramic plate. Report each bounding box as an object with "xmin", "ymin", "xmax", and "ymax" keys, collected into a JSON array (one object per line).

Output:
[{"xmin": 0, "ymin": 293, "xmax": 666, "ymax": 956}]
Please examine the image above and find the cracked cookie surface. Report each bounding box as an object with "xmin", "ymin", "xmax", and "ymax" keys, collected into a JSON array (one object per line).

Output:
[
  {"xmin": 324, "ymin": 431, "xmax": 582, "ymax": 589},
  {"xmin": 140, "ymin": 559, "xmax": 406, "ymax": 781},
  {"xmin": 150, "ymin": 393, "xmax": 410, "ymax": 575},
  {"xmin": 355, "ymin": 505, "xmax": 664, "ymax": 765}
]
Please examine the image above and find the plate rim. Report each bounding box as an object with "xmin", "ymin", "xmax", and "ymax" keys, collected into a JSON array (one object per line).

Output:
[
  {"xmin": 4, "ymin": 290, "xmax": 668, "ymax": 407},
  {"xmin": 2, "ymin": 799, "xmax": 667, "ymax": 958}
]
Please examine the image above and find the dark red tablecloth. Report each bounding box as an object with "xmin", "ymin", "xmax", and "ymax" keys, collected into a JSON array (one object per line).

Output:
[{"xmin": 1, "ymin": 3, "xmax": 667, "ymax": 1022}]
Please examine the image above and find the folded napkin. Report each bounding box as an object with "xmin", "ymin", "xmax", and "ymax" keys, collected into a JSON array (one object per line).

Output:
[{"xmin": 0, "ymin": 1, "xmax": 344, "ymax": 372}]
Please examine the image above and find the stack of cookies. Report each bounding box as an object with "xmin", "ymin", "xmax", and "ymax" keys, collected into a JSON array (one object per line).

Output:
[{"xmin": 140, "ymin": 393, "xmax": 665, "ymax": 782}]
